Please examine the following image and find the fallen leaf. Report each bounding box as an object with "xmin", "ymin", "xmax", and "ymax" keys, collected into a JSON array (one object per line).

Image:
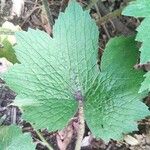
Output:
[
  {"xmin": 0, "ymin": 57, "xmax": 13, "ymax": 73},
  {"xmin": 11, "ymin": 0, "xmax": 24, "ymax": 17},
  {"xmin": 81, "ymin": 133, "xmax": 92, "ymax": 147},
  {"xmin": 0, "ymin": 0, "xmax": 6, "ymax": 12},
  {"xmin": 124, "ymin": 135, "xmax": 139, "ymax": 146},
  {"xmin": 41, "ymin": 6, "xmax": 52, "ymax": 35},
  {"xmin": 1, "ymin": 21, "xmax": 21, "ymax": 45},
  {"xmin": 57, "ymin": 118, "xmax": 77, "ymax": 150}
]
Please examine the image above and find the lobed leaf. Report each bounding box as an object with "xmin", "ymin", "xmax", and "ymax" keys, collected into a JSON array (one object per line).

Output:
[
  {"xmin": 3, "ymin": 1, "xmax": 149, "ymax": 141},
  {"xmin": 4, "ymin": 1, "xmax": 99, "ymax": 131}
]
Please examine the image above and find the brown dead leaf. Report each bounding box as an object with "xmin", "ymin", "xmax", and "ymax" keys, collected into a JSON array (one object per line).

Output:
[
  {"xmin": 41, "ymin": 6, "xmax": 52, "ymax": 35},
  {"xmin": 134, "ymin": 62, "xmax": 150, "ymax": 71},
  {"xmin": 124, "ymin": 135, "xmax": 139, "ymax": 146},
  {"xmin": 0, "ymin": 57, "xmax": 13, "ymax": 73},
  {"xmin": 81, "ymin": 133, "xmax": 92, "ymax": 147},
  {"xmin": 56, "ymin": 118, "xmax": 78, "ymax": 150}
]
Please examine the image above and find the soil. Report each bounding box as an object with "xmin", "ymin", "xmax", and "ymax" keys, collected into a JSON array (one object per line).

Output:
[{"xmin": 0, "ymin": 0, "xmax": 150, "ymax": 150}]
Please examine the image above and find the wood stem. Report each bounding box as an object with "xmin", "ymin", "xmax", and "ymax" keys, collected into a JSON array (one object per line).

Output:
[
  {"xmin": 42, "ymin": 0, "xmax": 54, "ymax": 28},
  {"xmin": 75, "ymin": 101, "xmax": 85, "ymax": 150},
  {"xmin": 35, "ymin": 129, "xmax": 54, "ymax": 150}
]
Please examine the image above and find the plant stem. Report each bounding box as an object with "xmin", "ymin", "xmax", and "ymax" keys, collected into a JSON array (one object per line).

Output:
[
  {"xmin": 86, "ymin": 0, "xmax": 98, "ymax": 10},
  {"xmin": 35, "ymin": 129, "xmax": 54, "ymax": 150},
  {"xmin": 42, "ymin": 0, "xmax": 54, "ymax": 28},
  {"xmin": 97, "ymin": 0, "xmax": 134, "ymax": 25},
  {"xmin": 97, "ymin": 7, "xmax": 124, "ymax": 24},
  {"xmin": 94, "ymin": 3, "xmax": 111, "ymax": 38},
  {"xmin": 75, "ymin": 101, "xmax": 85, "ymax": 150},
  {"xmin": 86, "ymin": 0, "xmax": 133, "ymax": 10}
]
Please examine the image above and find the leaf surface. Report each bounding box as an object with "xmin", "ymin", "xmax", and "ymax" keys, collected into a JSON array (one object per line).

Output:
[
  {"xmin": 122, "ymin": 0, "xmax": 150, "ymax": 18},
  {"xmin": 122, "ymin": 0, "xmax": 150, "ymax": 92},
  {"xmin": 85, "ymin": 36, "xmax": 149, "ymax": 140},
  {"xmin": 4, "ymin": 1, "xmax": 149, "ymax": 140},
  {"xmin": 0, "ymin": 39, "xmax": 18, "ymax": 64},
  {"xmin": 0, "ymin": 126, "xmax": 35, "ymax": 150},
  {"xmin": 4, "ymin": 1, "xmax": 99, "ymax": 131}
]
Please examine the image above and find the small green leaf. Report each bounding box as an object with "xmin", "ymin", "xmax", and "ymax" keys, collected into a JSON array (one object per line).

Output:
[
  {"xmin": 122, "ymin": 0, "xmax": 150, "ymax": 64},
  {"xmin": 122, "ymin": 0, "xmax": 150, "ymax": 92},
  {"xmin": 0, "ymin": 125, "xmax": 35, "ymax": 150},
  {"xmin": 0, "ymin": 39, "xmax": 18, "ymax": 64},
  {"xmin": 136, "ymin": 17, "xmax": 150, "ymax": 64}
]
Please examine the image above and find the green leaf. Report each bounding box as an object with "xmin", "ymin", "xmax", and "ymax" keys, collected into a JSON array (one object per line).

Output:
[
  {"xmin": 4, "ymin": 1, "xmax": 149, "ymax": 140},
  {"xmin": 122, "ymin": 0, "xmax": 150, "ymax": 18},
  {"xmin": 4, "ymin": 1, "xmax": 99, "ymax": 131},
  {"xmin": 85, "ymin": 36, "xmax": 149, "ymax": 140},
  {"xmin": 122, "ymin": 0, "xmax": 150, "ymax": 92},
  {"xmin": 136, "ymin": 17, "xmax": 150, "ymax": 64},
  {"xmin": 0, "ymin": 39, "xmax": 19, "ymax": 64},
  {"xmin": 139, "ymin": 71, "xmax": 150, "ymax": 93},
  {"xmin": 0, "ymin": 125, "xmax": 35, "ymax": 150}
]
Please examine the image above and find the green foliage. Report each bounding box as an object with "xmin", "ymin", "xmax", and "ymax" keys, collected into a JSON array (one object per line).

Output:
[
  {"xmin": 0, "ymin": 39, "xmax": 18, "ymax": 64},
  {"xmin": 0, "ymin": 126, "xmax": 35, "ymax": 150},
  {"xmin": 85, "ymin": 36, "xmax": 149, "ymax": 140},
  {"xmin": 3, "ymin": 1, "xmax": 149, "ymax": 141},
  {"xmin": 122, "ymin": 0, "xmax": 150, "ymax": 92},
  {"xmin": 123, "ymin": 0, "xmax": 150, "ymax": 17},
  {"xmin": 4, "ymin": 0, "xmax": 98, "ymax": 131}
]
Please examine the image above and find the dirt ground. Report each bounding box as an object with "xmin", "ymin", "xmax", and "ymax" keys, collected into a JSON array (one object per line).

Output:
[{"xmin": 0, "ymin": 0, "xmax": 150, "ymax": 150}]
